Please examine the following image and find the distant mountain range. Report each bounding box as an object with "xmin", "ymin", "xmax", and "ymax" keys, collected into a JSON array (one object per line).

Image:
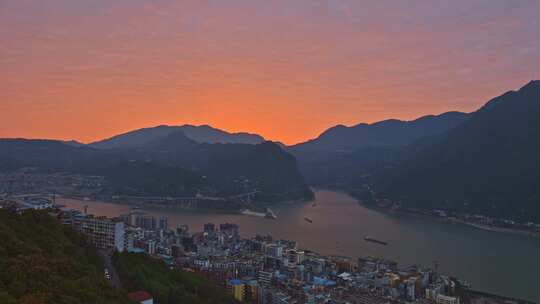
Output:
[
  {"xmin": 289, "ymin": 111, "xmax": 469, "ymax": 155},
  {"xmin": 0, "ymin": 133, "xmax": 312, "ymax": 202},
  {"xmin": 89, "ymin": 124, "xmax": 265, "ymax": 149},
  {"xmin": 287, "ymin": 112, "xmax": 470, "ymax": 186},
  {"xmin": 2, "ymin": 81, "xmax": 539, "ymax": 219}
]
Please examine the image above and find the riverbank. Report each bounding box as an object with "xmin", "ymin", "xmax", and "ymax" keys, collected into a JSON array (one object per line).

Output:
[
  {"xmin": 351, "ymin": 197, "xmax": 540, "ymax": 238},
  {"xmin": 59, "ymin": 194, "xmax": 304, "ymax": 217},
  {"xmin": 59, "ymin": 195, "xmax": 241, "ymax": 215},
  {"xmin": 450, "ymin": 218, "xmax": 540, "ymax": 237}
]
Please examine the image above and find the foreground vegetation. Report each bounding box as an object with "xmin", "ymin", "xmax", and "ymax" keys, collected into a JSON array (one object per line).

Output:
[
  {"xmin": 113, "ymin": 252, "xmax": 236, "ymax": 304},
  {"xmin": 0, "ymin": 209, "xmax": 131, "ymax": 304}
]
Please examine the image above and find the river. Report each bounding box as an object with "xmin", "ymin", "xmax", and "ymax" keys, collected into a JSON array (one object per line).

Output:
[{"xmin": 58, "ymin": 189, "xmax": 540, "ymax": 302}]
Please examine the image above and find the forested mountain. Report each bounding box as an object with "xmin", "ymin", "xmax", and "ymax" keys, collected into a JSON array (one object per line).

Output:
[
  {"xmin": 95, "ymin": 161, "xmax": 208, "ymax": 197},
  {"xmin": 375, "ymin": 81, "xmax": 540, "ymax": 220},
  {"xmin": 89, "ymin": 124, "xmax": 264, "ymax": 149},
  {"xmin": 290, "ymin": 111, "xmax": 469, "ymax": 156},
  {"xmin": 288, "ymin": 80, "xmax": 540, "ymax": 220},
  {"xmin": 121, "ymin": 131, "xmax": 312, "ymax": 200},
  {"xmin": 0, "ymin": 134, "xmax": 312, "ymax": 201},
  {"xmin": 0, "ymin": 209, "xmax": 131, "ymax": 304},
  {"xmin": 289, "ymin": 112, "xmax": 469, "ymax": 185}
]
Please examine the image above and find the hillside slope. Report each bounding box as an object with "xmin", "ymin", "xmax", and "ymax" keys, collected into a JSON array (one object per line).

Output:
[
  {"xmin": 289, "ymin": 112, "xmax": 469, "ymax": 186},
  {"xmin": 376, "ymin": 81, "xmax": 540, "ymax": 220},
  {"xmin": 290, "ymin": 111, "xmax": 469, "ymax": 156},
  {"xmin": 0, "ymin": 209, "xmax": 131, "ymax": 304},
  {"xmin": 0, "ymin": 135, "xmax": 312, "ymax": 202},
  {"xmin": 113, "ymin": 252, "xmax": 236, "ymax": 304},
  {"xmin": 133, "ymin": 132, "xmax": 313, "ymax": 200}
]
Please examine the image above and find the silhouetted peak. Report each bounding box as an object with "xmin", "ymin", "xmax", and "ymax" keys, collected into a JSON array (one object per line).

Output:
[
  {"xmin": 371, "ymin": 119, "xmax": 401, "ymax": 127},
  {"xmin": 318, "ymin": 124, "xmax": 356, "ymax": 137},
  {"xmin": 90, "ymin": 124, "xmax": 265, "ymax": 148},
  {"xmin": 180, "ymin": 124, "xmax": 212, "ymax": 130},
  {"xmin": 520, "ymin": 80, "xmax": 540, "ymax": 91},
  {"xmin": 290, "ymin": 111, "xmax": 469, "ymax": 154},
  {"xmin": 480, "ymin": 80, "xmax": 540, "ymax": 113}
]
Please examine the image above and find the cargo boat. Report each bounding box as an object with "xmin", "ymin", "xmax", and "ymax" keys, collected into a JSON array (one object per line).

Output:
[
  {"xmin": 241, "ymin": 208, "xmax": 278, "ymax": 220},
  {"xmin": 364, "ymin": 236, "xmax": 388, "ymax": 245}
]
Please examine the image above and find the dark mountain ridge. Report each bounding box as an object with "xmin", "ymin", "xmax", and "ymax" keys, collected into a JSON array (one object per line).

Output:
[
  {"xmin": 288, "ymin": 111, "xmax": 470, "ymax": 185},
  {"xmin": 89, "ymin": 124, "xmax": 265, "ymax": 149},
  {"xmin": 0, "ymin": 134, "xmax": 312, "ymax": 202},
  {"xmin": 290, "ymin": 111, "xmax": 469, "ymax": 155},
  {"xmin": 0, "ymin": 139, "xmax": 101, "ymax": 171},
  {"xmin": 375, "ymin": 80, "xmax": 540, "ymax": 220},
  {"xmin": 128, "ymin": 131, "xmax": 312, "ymax": 200}
]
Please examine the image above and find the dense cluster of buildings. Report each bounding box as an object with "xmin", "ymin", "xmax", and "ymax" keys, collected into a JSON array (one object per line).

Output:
[
  {"xmin": 53, "ymin": 208, "xmax": 466, "ymax": 303},
  {"xmin": 176, "ymin": 231, "xmax": 465, "ymax": 304}
]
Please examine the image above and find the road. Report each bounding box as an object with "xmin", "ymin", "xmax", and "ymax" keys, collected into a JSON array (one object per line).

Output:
[{"xmin": 98, "ymin": 249, "xmax": 123, "ymax": 289}]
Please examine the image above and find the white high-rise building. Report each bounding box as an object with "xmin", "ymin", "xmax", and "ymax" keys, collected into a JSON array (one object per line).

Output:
[{"xmin": 74, "ymin": 215, "xmax": 125, "ymax": 252}]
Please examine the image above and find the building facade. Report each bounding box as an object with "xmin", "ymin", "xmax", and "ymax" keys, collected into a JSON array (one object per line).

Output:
[{"xmin": 75, "ymin": 216, "xmax": 125, "ymax": 252}]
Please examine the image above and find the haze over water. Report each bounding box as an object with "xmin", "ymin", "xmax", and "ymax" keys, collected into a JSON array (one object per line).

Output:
[{"xmin": 59, "ymin": 189, "xmax": 540, "ymax": 302}]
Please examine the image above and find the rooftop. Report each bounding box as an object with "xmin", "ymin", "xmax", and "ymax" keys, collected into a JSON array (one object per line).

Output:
[{"xmin": 128, "ymin": 290, "xmax": 153, "ymax": 302}]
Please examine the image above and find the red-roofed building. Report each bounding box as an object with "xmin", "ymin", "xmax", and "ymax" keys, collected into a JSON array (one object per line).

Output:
[{"xmin": 128, "ymin": 291, "xmax": 153, "ymax": 304}]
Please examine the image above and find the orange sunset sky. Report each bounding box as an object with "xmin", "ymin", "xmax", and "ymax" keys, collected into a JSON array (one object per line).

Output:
[{"xmin": 1, "ymin": 0, "xmax": 539, "ymax": 145}]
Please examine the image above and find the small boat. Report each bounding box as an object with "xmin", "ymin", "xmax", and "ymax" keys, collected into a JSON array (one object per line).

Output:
[
  {"xmin": 241, "ymin": 209, "xmax": 266, "ymax": 217},
  {"xmin": 265, "ymin": 208, "xmax": 278, "ymax": 220},
  {"xmin": 364, "ymin": 236, "xmax": 388, "ymax": 245},
  {"xmin": 304, "ymin": 217, "xmax": 313, "ymax": 223}
]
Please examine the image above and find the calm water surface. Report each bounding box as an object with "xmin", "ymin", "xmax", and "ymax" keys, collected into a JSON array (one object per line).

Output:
[{"xmin": 58, "ymin": 189, "xmax": 540, "ymax": 302}]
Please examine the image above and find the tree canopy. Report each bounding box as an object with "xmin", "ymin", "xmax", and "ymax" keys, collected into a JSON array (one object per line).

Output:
[
  {"xmin": 113, "ymin": 252, "xmax": 237, "ymax": 304},
  {"xmin": 0, "ymin": 209, "xmax": 132, "ymax": 304}
]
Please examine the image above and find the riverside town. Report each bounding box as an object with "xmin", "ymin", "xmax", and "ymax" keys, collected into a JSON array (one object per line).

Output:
[{"xmin": 0, "ymin": 196, "xmax": 534, "ymax": 304}]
